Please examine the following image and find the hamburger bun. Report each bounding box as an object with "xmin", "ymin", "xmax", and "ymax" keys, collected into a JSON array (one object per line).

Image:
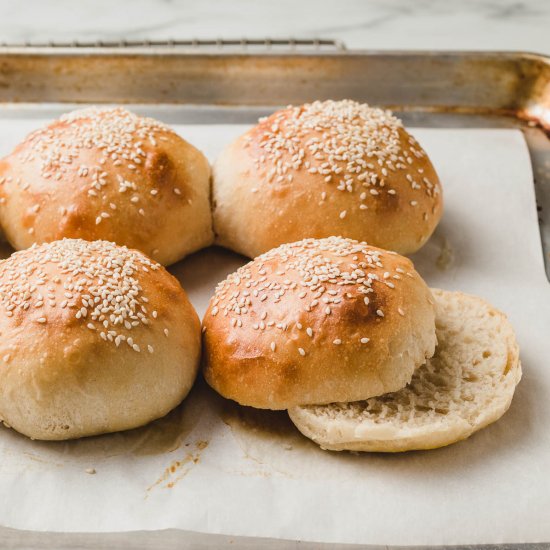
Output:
[
  {"xmin": 289, "ymin": 289, "xmax": 521, "ymax": 452},
  {"xmin": 0, "ymin": 107, "xmax": 213, "ymax": 266},
  {"xmin": 0, "ymin": 239, "xmax": 201, "ymax": 440},
  {"xmin": 202, "ymin": 236, "xmax": 437, "ymax": 410},
  {"xmin": 212, "ymin": 100, "xmax": 442, "ymax": 258}
]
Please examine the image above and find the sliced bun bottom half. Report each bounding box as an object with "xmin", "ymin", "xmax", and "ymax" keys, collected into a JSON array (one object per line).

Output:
[{"xmin": 288, "ymin": 289, "xmax": 521, "ymax": 452}]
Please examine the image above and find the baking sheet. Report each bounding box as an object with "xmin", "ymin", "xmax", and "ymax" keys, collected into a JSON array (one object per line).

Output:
[{"xmin": 0, "ymin": 121, "xmax": 547, "ymax": 547}]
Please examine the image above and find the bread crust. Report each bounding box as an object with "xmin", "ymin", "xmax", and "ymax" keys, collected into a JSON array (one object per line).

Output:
[
  {"xmin": 0, "ymin": 239, "xmax": 201, "ymax": 440},
  {"xmin": 289, "ymin": 289, "xmax": 522, "ymax": 452},
  {"xmin": 202, "ymin": 237, "xmax": 436, "ymax": 409},
  {"xmin": 0, "ymin": 107, "xmax": 213, "ymax": 266},
  {"xmin": 213, "ymin": 100, "xmax": 442, "ymax": 258}
]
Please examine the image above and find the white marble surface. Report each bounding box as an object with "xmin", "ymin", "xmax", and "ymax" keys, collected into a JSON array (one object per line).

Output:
[{"xmin": 0, "ymin": 0, "xmax": 548, "ymax": 54}]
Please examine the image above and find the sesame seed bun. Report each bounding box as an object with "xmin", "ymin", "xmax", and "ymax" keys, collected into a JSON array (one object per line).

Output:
[
  {"xmin": 288, "ymin": 290, "xmax": 521, "ymax": 452},
  {"xmin": 0, "ymin": 107, "xmax": 213, "ymax": 266},
  {"xmin": 202, "ymin": 236, "xmax": 437, "ymax": 410},
  {"xmin": 212, "ymin": 100, "xmax": 443, "ymax": 259},
  {"xmin": 0, "ymin": 239, "xmax": 201, "ymax": 440}
]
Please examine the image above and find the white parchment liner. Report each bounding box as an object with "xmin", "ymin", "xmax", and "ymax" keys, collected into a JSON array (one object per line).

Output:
[{"xmin": 0, "ymin": 122, "xmax": 547, "ymax": 546}]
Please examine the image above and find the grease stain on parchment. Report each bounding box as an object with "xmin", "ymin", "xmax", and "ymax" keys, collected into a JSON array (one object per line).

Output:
[
  {"xmin": 0, "ymin": 381, "xmax": 206, "ymax": 468},
  {"xmin": 218, "ymin": 400, "xmax": 323, "ymax": 478},
  {"xmin": 146, "ymin": 440, "xmax": 209, "ymax": 495},
  {"xmin": 436, "ymin": 236, "xmax": 455, "ymax": 271}
]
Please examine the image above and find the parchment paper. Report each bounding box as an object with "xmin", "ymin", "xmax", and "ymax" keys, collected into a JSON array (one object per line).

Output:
[{"xmin": 0, "ymin": 120, "xmax": 547, "ymax": 547}]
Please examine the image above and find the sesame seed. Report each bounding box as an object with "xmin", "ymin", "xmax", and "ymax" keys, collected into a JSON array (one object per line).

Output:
[
  {"xmin": 360, "ymin": 337, "xmax": 370, "ymax": 344},
  {"xmin": 333, "ymin": 339, "xmax": 342, "ymax": 345},
  {"xmin": 249, "ymin": 101, "xmax": 434, "ymax": 217},
  {"xmin": 0, "ymin": 240, "xmax": 163, "ymax": 355},
  {"xmin": 206, "ymin": 237, "xmax": 412, "ymax": 357},
  {"xmin": 12, "ymin": 107, "xmax": 180, "ymax": 234},
  {"xmin": 270, "ymin": 341, "xmax": 276, "ymax": 352},
  {"xmin": 298, "ymin": 347, "xmax": 306, "ymax": 356}
]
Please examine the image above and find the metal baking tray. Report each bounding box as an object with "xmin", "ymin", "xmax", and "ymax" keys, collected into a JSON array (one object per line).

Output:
[
  {"xmin": 0, "ymin": 39, "xmax": 548, "ymax": 281},
  {"xmin": 0, "ymin": 40, "xmax": 548, "ymax": 550}
]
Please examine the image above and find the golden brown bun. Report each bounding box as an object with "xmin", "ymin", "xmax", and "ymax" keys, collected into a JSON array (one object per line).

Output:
[
  {"xmin": 0, "ymin": 239, "xmax": 201, "ymax": 440},
  {"xmin": 202, "ymin": 236, "xmax": 436, "ymax": 410},
  {"xmin": 0, "ymin": 107, "xmax": 213, "ymax": 266},
  {"xmin": 212, "ymin": 100, "xmax": 443, "ymax": 258},
  {"xmin": 289, "ymin": 290, "xmax": 522, "ymax": 452}
]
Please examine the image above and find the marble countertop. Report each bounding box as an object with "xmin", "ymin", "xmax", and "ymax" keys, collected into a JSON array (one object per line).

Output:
[
  {"xmin": 0, "ymin": 0, "xmax": 548, "ymax": 54},
  {"xmin": 0, "ymin": 2, "xmax": 548, "ymax": 549}
]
